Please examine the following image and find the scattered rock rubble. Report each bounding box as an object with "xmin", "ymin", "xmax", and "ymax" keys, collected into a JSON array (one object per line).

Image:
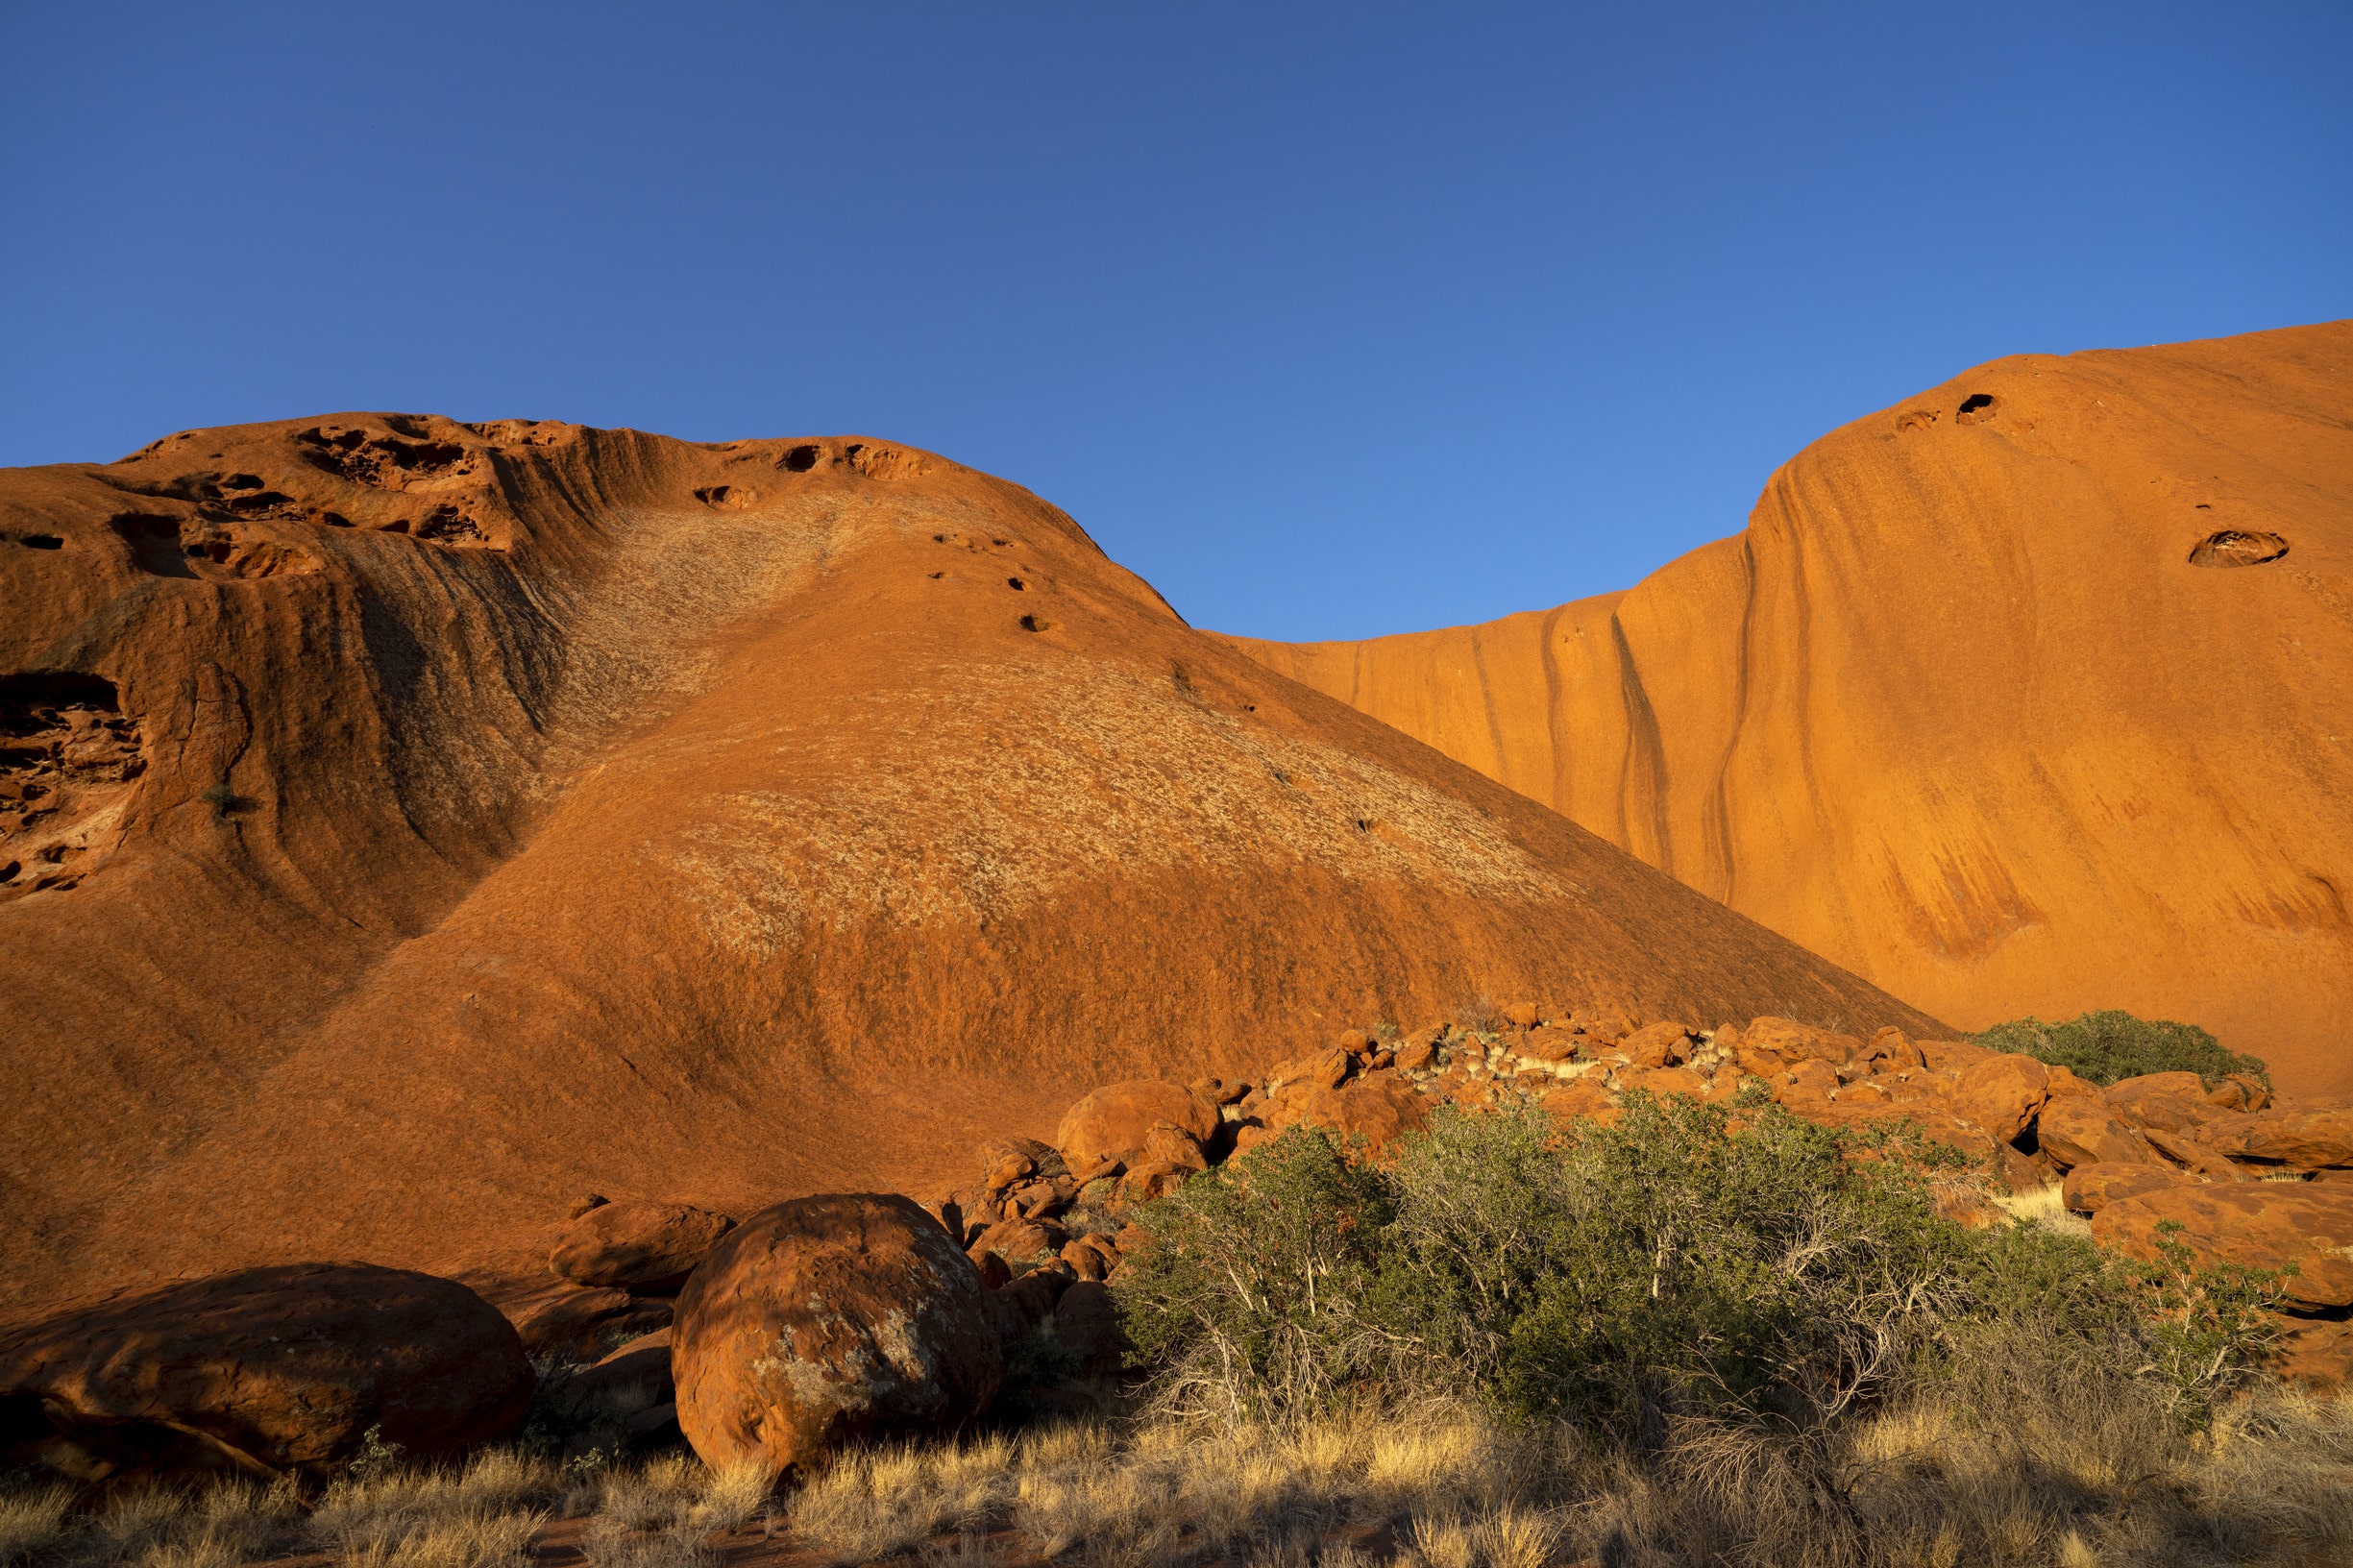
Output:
[{"xmin": 909, "ymin": 1001, "xmax": 2353, "ymax": 1413}]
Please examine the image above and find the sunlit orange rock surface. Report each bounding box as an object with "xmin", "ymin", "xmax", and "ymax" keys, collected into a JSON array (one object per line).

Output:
[
  {"xmin": 0, "ymin": 416, "xmax": 1939, "ymax": 1314},
  {"xmin": 1225, "ymin": 323, "xmax": 2353, "ymax": 1093}
]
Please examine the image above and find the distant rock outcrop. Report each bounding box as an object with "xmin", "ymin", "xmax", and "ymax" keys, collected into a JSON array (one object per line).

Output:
[
  {"xmin": 1224, "ymin": 323, "xmax": 2353, "ymax": 1092},
  {"xmin": 0, "ymin": 414, "xmax": 1938, "ymax": 1314}
]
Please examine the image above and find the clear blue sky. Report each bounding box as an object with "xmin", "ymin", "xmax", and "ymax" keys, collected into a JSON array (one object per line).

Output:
[{"xmin": 3, "ymin": 3, "xmax": 2345, "ymax": 641}]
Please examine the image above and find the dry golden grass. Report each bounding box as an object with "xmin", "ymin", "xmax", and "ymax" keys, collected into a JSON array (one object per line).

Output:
[
  {"xmin": 0, "ymin": 1473, "xmax": 305, "ymax": 1568},
  {"xmin": 788, "ymin": 1405, "xmax": 1550, "ymax": 1568},
  {"xmin": 8, "ymin": 1377, "xmax": 2352, "ymax": 1568},
  {"xmin": 1990, "ymin": 1181, "xmax": 2091, "ymax": 1237},
  {"xmin": 0, "ymin": 1483, "xmax": 73, "ymax": 1567},
  {"xmin": 589, "ymin": 1454, "xmax": 705, "ymax": 1533},
  {"xmin": 579, "ymin": 1516, "xmax": 716, "ymax": 1568},
  {"xmin": 1403, "ymin": 1506, "xmax": 1565, "ymax": 1568},
  {"xmin": 309, "ymin": 1448, "xmax": 563, "ymax": 1568},
  {"xmin": 791, "ymin": 1433, "xmax": 1016, "ymax": 1560},
  {"xmin": 333, "ymin": 1507, "xmax": 546, "ymax": 1568},
  {"xmin": 785, "ymin": 1377, "xmax": 2353, "ymax": 1568},
  {"xmin": 685, "ymin": 1458, "xmax": 778, "ymax": 1534}
]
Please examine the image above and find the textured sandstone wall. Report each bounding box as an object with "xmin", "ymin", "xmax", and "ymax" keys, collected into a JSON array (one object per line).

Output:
[
  {"xmin": 0, "ymin": 416, "xmax": 1935, "ymax": 1312},
  {"xmin": 1224, "ymin": 323, "xmax": 2353, "ymax": 1093}
]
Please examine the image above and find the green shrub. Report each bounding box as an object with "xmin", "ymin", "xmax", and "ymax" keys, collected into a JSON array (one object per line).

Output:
[
  {"xmin": 2129, "ymin": 1219, "xmax": 2290, "ymax": 1429},
  {"xmin": 1381, "ymin": 1096, "xmax": 1976, "ymax": 1438},
  {"xmin": 1115, "ymin": 1124, "xmax": 1404, "ymax": 1421},
  {"xmin": 1115, "ymin": 1098, "xmax": 2277, "ymax": 1441},
  {"xmin": 1973, "ymin": 1009, "xmax": 2267, "ymax": 1088},
  {"xmin": 1118, "ymin": 1099, "xmax": 1990, "ymax": 1435}
]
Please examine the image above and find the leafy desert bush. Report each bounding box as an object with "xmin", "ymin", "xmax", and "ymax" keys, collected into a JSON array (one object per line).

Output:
[
  {"xmin": 1379, "ymin": 1097, "xmax": 1975, "ymax": 1439},
  {"xmin": 1118, "ymin": 1098, "xmax": 1989, "ymax": 1434},
  {"xmin": 1115, "ymin": 1119, "xmax": 1407, "ymax": 1420},
  {"xmin": 1116, "ymin": 1097, "xmax": 2280, "ymax": 1443},
  {"xmin": 1974, "ymin": 1009, "xmax": 2267, "ymax": 1088}
]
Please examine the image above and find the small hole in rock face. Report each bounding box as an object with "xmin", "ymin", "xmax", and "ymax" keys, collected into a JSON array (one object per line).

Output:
[
  {"xmin": 1018, "ymin": 614, "xmax": 1057, "ymax": 633},
  {"xmin": 1956, "ymin": 393, "xmax": 1999, "ymax": 426},
  {"xmin": 219, "ymin": 474, "xmax": 265, "ymax": 491},
  {"xmin": 0, "ymin": 862, "xmax": 16, "ymax": 885},
  {"xmin": 1007, "ymin": 576, "xmax": 1025, "ymax": 591},
  {"xmin": 19, "ymin": 535, "xmax": 62, "ymax": 550},
  {"xmin": 110, "ymin": 513, "xmax": 195, "ymax": 577},
  {"xmin": 2195, "ymin": 503, "xmax": 2212, "ymax": 510},
  {"xmin": 2188, "ymin": 530, "xmax": 2290, "ymax": 568},
  {"xmin": 781, "ymin": 445, "xmax": 821, "ymax": 473},
  {"xmin": 927, "ymin": 571, "xmax": 944, "ymax": 579},
  {"xmin": 1895, "ymin": 410, "xmax": 1937, "ymax": 433}
]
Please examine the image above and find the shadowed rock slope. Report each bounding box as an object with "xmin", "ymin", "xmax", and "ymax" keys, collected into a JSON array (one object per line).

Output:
[
  {"xmin": 0, "ymin": 417, "xmax": 1939, "ymax": 1313},
  {"xmin": 1224, "ymin": 323, "xmax": 2353, "ymax": 1093}
]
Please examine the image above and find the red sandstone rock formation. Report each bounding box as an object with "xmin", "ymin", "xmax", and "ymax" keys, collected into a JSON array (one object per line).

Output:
[
  {"xmin": 1224, "ymin": 323, "xmax": 2353, "ymax": 1092},
  {"xmin": 0, "ymin": 417, "xmax": 1937, "ymax": 1316},
  {"xmin": 0, "ymin": 1263, "xmax": 532, "ymax": 1482}
]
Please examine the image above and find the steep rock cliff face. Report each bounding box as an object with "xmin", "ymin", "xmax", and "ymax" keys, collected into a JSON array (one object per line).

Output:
[
  {"xmin": 1227, "ymin": 323, "xmax": 2353, "ymax": 1092},
  {"xmin": 0, "ymin": 417, "xmax": 1937, "ymax": 1312}
]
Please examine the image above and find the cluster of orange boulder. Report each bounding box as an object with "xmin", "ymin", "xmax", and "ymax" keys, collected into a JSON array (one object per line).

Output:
[{"xmin": 910, "ymin": 1001, "xmax": 2353, "ymax": 1416}]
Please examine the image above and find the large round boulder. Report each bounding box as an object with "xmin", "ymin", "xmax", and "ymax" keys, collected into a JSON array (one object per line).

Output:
[
  {"xmin": 0, "ymin": 1263, "xmax": 533, "ymax": 1483},
  {"xmin": 1054, "ymin": 1080, "xmax": 1221, "ymax": 1169},
  {"xmin": 672, "ymin": 1193, "xmax": 1002, "ymax": 1474},
  {"xmin": 548, "ymin": 1200, "xmax": 736, "ymax": 1293}
]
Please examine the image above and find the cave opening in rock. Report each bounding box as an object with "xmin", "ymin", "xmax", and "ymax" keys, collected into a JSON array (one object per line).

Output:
[{"xmin": 0, "ymin": 671, "xmax": 120, "ymax": 718}]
